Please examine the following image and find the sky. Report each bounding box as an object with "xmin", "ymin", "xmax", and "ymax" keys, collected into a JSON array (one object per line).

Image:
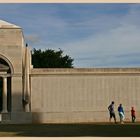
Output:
[{"xmin": 0, "ymin": 3, "xmax": 140, "ymax": 68}]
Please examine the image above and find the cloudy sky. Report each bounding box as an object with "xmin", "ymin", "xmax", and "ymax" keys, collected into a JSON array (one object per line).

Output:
[{"xmin": 0, "ymin": 3, "xmax": 140, "ymax": 68}]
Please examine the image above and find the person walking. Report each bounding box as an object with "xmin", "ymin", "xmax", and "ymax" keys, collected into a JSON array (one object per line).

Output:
[
  {"xmin": 131, "ymin": 107, "xmax": 136, "ymax": 123},
  {"xmin": 108, "ymin": 101, "xmax": 116, "ymax": 123},
  {"xmin": 118, "ymin": 104, "xmax": 125, "ymax": 124}
]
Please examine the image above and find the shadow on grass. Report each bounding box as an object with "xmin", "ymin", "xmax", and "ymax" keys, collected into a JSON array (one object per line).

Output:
[{"xmin": 0, "ymin": 123, "xmax": 140, "ymax": 137}]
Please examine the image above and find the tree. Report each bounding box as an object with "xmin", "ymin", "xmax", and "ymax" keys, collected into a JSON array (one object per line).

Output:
[{"xmin": 32, "ymin": 48, "xmax": 74, "ymax": 68}]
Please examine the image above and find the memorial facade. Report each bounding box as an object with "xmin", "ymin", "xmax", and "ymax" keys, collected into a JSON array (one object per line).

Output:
[{"xmin": 0, "ymin": 20, "xmax": 140, "ymax": 124}]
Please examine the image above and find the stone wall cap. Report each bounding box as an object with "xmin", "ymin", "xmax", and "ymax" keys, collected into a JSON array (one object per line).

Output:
[
  {"xmin": 0, "ymin": 20, "xmax": 20, "ymax": 28},
  {"xmin": 31, "ymin": 68, "xmax": 140, "ymax": 75}
]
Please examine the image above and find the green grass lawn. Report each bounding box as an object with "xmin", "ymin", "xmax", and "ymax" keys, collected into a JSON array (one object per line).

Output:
[{"xmin": 0, "ymin": 123, "xmax": 140, "ymax": 137}]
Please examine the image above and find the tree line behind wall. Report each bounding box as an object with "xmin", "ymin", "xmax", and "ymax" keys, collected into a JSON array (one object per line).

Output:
[{"xmin": 32, "ymin": 48, "xmax": 74, "ymax": 68}]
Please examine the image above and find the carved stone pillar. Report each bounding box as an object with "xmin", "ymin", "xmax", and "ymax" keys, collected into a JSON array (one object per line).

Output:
[{"xmin": 2, "ymin": 77, "xmax": 8, "ymax": 113}]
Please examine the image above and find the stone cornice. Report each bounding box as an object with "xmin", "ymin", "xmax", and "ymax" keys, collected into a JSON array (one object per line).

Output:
[
  {"xmin": 30, "ymin": 68, "xmax": 140, "ymax": 76},
  {"xmin": 0, "ymin": 20, "xmax": 21, "ymax": 29}
]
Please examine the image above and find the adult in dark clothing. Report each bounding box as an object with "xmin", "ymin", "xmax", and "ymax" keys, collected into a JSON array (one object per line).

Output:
[{"xmin": 108, "ymin": 101, "xmax": 116, "ymax": 123}]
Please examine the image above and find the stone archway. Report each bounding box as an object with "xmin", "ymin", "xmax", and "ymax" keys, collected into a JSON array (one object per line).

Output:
[
  {"xmin": 0, "ymin": 54, "xmax": 14, "ymax": 74},
  {"xmin": 0, "ymin": 57, "xmax": 12, "ymax": 113}
]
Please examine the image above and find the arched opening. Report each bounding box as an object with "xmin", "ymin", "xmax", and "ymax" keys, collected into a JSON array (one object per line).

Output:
[{"xmin": 0, "ymin": 57, "xmax": 12, "ymax": 112}]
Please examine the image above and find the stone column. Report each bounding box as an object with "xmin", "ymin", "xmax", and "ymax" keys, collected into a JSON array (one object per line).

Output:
[{"xmin": 2, "ymin": 77, "xmax": 8, "ymax": 113}]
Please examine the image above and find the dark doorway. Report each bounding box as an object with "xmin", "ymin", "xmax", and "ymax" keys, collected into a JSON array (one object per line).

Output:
[
  {"xmin": 0, "ymin": 77, "xmax": 2, "ymax": 112},
  {"xmin": 7, "ymin": 77, "xmax": 11, "ymax": 112}
]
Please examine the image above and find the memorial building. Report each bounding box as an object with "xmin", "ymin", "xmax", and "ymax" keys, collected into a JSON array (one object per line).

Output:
[{"xmin": 0, "ymin": 20, "xmax": 140, "ymax": 124}]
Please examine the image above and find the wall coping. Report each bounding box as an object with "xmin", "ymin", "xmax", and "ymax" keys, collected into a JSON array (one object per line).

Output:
[{"xmin": 30, "ymin": 68, "xmax": 140, "ymax": 75}]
